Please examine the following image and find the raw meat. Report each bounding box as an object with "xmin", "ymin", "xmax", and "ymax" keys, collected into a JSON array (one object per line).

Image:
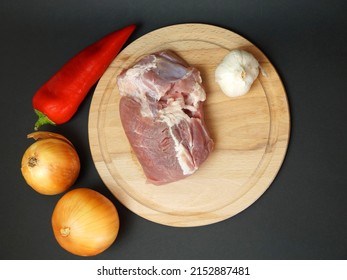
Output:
[{"xmin": 117, "ymin": 50, "xmax": 213, "ymax": 185}]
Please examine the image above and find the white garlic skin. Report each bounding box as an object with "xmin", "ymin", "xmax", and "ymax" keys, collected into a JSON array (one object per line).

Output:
[{"xmin": 215, "ymin": 49, "xmax": 260, "ymax": 97}]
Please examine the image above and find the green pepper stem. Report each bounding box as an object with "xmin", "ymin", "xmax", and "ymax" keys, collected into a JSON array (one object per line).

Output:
[{"xmin": 34, "ymin": 109, "xmax": 56, "ymax": 130}]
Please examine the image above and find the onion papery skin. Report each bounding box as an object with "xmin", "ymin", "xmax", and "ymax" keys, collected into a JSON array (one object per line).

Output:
[
  {"xmin": 51, "ymin": 188, "xmax": 120, "ymax": 257},
  {"xmin": 21, "ymin": 137, "xmax": 80, "ymax": 195}
]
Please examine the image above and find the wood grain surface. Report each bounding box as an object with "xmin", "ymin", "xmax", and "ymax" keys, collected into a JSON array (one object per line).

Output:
[{"xmin": 88, "ymin": 24, "xmax": 290, "ymax": 227}]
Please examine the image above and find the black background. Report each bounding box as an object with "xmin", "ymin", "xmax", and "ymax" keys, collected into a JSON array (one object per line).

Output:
[{"xmin": 1, "ymin": 0, "xmax": 346, "ymax": 260}]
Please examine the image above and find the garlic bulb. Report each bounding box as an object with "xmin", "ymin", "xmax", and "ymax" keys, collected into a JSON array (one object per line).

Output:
[{"xmin": 215, "ymin": 49, "xmax": 260, "ymax": 97}]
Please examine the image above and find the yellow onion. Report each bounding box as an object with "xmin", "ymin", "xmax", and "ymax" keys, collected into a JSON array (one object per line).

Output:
[
  {"xmin": 21, "ymin": 131, "xmax": 80, "ymax": 195},
  {"xmin": 51, "ymin": 188, "xmax": 120, "ymax": 256}
]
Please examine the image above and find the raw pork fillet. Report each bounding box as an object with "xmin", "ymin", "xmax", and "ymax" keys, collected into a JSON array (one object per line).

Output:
[{"xmin": 117, "ymin": 50, "xmax": 214, "ymax": 185}]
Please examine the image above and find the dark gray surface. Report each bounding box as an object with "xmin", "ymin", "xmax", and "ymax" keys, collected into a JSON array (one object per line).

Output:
[{"xmin": 1, "ymin": 0, "xmax": 346, "ymax": 260}]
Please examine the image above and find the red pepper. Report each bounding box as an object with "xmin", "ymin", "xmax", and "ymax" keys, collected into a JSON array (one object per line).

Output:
[{"xmin": 33, "ymin": 24, "xmax": 136, "ymax": 130}]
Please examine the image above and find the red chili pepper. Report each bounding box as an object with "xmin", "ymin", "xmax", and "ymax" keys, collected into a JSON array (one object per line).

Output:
[{"xmin": 33, "ymin": 24, "xmax": 136, "ymax": 130}]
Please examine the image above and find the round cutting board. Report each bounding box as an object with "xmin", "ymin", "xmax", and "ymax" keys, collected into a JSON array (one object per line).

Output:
[{"xmin": 88, "ymin": 24, "xmax": 290, "ymax": 227}]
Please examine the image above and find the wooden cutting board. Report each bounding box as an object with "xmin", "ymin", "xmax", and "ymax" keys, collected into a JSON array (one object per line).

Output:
[{"xmin": 88, "ymin": 24, "xmax": 290, "ymax": 227}]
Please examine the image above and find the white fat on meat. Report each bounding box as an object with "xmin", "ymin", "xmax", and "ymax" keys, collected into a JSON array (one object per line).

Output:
[{"xmin": 157, "ymin": 99, "xmax": 195, "ymax": 175}]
